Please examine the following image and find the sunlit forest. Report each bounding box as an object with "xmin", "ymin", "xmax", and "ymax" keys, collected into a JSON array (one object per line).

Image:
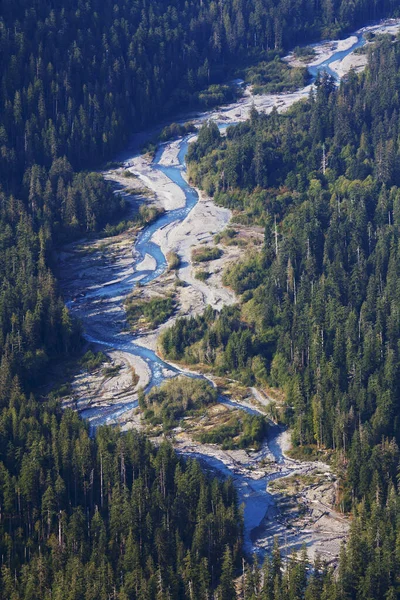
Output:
[{"xmin": 1, "ymin": 0, "xmax": 400, "ymax": 598}]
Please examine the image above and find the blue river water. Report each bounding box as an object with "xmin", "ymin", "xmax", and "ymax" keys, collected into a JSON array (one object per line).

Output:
[
  {"xmin": 80, "ymin": 25, "xmax": 372, "ymax": 402},
  {"xmin": 308, "ymin": 32, "xmax": 366, "ymax": 81},
  {"xmin": 69, "ymin": 20, "xmax": 391, "ymax": 554}
]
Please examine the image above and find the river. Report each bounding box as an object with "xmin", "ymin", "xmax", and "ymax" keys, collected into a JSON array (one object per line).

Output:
[{"xmin": 62, "ymin": 18, "xmax": 400, "ymax": 558}]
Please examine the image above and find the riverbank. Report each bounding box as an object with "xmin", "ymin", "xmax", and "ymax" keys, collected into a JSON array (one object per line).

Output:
[{"xmin": 58, "ymin": 19, "xmax": 400, "ymax": 559}]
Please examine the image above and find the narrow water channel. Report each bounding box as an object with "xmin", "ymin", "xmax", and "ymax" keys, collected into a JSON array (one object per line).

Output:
[{"xmin": 65, "ymin": 19, "xmax": 398, "ymax": 554}]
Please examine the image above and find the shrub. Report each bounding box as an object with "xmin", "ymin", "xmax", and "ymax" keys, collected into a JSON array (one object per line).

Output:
[{"xmin": 192, "ymin": 246, "xmax": 222, "ymax": 263}]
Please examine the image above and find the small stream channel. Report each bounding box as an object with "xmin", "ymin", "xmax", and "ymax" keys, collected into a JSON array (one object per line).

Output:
[{"xmin": 65, "ymin": 20, "xmax": 395, "ymax": 554}]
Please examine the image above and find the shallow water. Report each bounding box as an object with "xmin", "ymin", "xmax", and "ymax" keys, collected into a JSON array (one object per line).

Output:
[
  {"xmin": 308, "ymin": 34, "xmax": 366, "ymax": 81},
  {"xmin": 65, "ymin": 20, "xmax": 395, "ymax": 553},
  {"xmin": 71, "ymin": 23, "xmax": 382, "ymax": 413}
]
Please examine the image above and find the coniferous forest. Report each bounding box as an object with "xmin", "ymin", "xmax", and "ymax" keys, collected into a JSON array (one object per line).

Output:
[
  {"xmin": 165, "ymin": 35, "xmax": 400, "ymax": 598},
  {"xmin": 2, "ymin": 0, "xmax": 400, "ymax": 598}
]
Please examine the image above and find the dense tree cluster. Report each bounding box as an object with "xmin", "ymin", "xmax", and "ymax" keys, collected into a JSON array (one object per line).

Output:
[
  {"xmin": 0, "ymin": 389, "xmax": 242, "ymax": 599},
  {"xmin": 184, "ymin": 35, "xmax": 400, "ymax": 513},
  {"xmin": 1, "ymin": 1, "xmax": 400, "ymax": 597},
  {"xmin": 227, "ymin": 494, "xmax": 400, "ymax": 600},
  {"xmin": 161, "ymin": 305, "xmax": 263, "ymax": 382},
  {"xmin": 1, "ymin": 0, "xmax": 392, "ymax": 392}
]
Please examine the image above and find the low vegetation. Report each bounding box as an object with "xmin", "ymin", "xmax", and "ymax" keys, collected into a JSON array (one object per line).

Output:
[
  {"xmin": 140, "ymin": 376, "xmax": 218, "ymax": 428},
  {"xmin": 102, "ymin": 203, "xmax": 163, "ymax": 238},
  {"xmin": 137, "ymin": 204, "xmax": 164, "ymax": 226},
  {"xmin": 243, "ymin": 59, "xmax": 309, "ymax": 94},
  {"xmin": 160, "ymin": 121, "xmax": 197, "ymax": 142},
  {"xmin": 192, "ymin": 246, "xmax": 222, "ymax": 263},
  {"xmin": 125, "ymin": 295, "xmax": 176, "ymax": 331},
  {"xmin": 214, "ymin": 227, "xmax": 238, "ymax": 244},
  {"xmin": 196, "ymin": 412, "xmax": 267, "ymax": 450},
  {"xmin": 293, "ymin": 45, "xmax": 317, "ymax": 60},
  {"xmin": 167, "ymin": 250, "xmax": 181, "ymax": 270},
  {"xmin": 80, "ymin": 350, "xmax": 109, "ymax": 372},
  {"xmin": 102, "ymin": 364, "xmax": 122, "ymax": 378},
  {"xmin": 195, "ymin": 269, "xmax": 210, "ymax": 281},
  {"xmin": 196, "ymin": 83, "xmax": 240, "ymax": 108}
]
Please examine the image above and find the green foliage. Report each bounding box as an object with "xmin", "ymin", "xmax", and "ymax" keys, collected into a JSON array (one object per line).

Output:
[
  {"xmin": 160, "ymin": 305, "xmax": 268, "ymax": 385},
  {"xmin": 159, "ymin": 122, "xmax": 196, "ymax": 142},
  {"xmin": 240, "ymin": 491, "xmax": 400, "ymax": 600},
  {"xmin": 214, "ymin": 227, "xmax": 238, "ymax": 244},
  {"xmin": 125, "ymin": 296, "xmax": 176, "ymax": 330},
  {"xmin": 196, "ymin": 83, "xmax": 240, "ymax": 108},
  {"xmin": 143, "ymin": 376, "xmax": 218, "ymax": 428},
  {"xmin": 0, "ymin": 0, "xmax": 399, "ymax": 596},
  {"xmin": 192, "ymin": 246, "xmax": 223, "ymax": 263},
  {"xmin": 196, "ymin": 413, "xmax": 267, "ymax": 450},
  {"xmin": 223, "ymin": 254, "xmax": 265, "ymax": 293},
  {"xmin": 80, "ymin": 350, "xmax": 108, "ymax": 372},
  {"xmin": 195, "ymin": 269, "xmax": 211, "ymax": 281},
  {"xmin": 138, "ymin": 204, "xmax": 165, "ymax": 226},
  {"xmin": 102, "ymin": 364, "xmax": 122, "ymax": 378},
  {"xmin": 184, "ymin": 39, "xmax": 400, "ymax": 516},
  {"xmin": 0, "ymin": 392, "xmax": 242, "ymax": 599},
  {"xmin": 187, "ymin": 121, "xmax": 222, "ymax": 163},
  {"xmin": 293, "ymin": 45, "xmax": 317, "ymax": 60},
  {"xmin": 167, "ymin": 251, "xmax": 181, "ymax": 270},
  {"xmin": 244, "ymin": 60, "xmax": 309, "ymax": 94}
]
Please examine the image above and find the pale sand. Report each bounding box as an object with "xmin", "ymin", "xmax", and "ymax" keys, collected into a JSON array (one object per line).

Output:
[
  {"xmin": 218, "ymin": 84, "xmax": 313, "ymax": 124},
  {"xmin": 158, "ymin": 140, "xmax": 181, "ymax": 167},
  {"xmin": 136, "ymin": 252, "xmax": 157, "ymax": 272},
  {"xmin": 126, "ymin": 156, "xmax": 186, "ymax": 210},
  {"xmin": 330, "ymin": 21, "xmax": 400, "ymax": 79},
  {"xmin": 152, "ymin": 193, "xmax": 235, "ymax": 306},
  {"xmin": 283, "ymin": 35, "xmax": 358, "ymax": 69},
  {"xmin": 132, "ymin": 190, "xmax": 238, "ymax": 353},
  {"xmin": 66, "ymin": 348, "xmax": 150, "ymax": 415},
  {"xmin": 330, "ymin": 53, "xmax": 368, "ymax": 78}
]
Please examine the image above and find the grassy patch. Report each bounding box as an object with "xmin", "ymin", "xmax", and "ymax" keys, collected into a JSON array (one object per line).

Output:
[
  {"xmin": 243, "ymin": 59, "xmax": 308, "ymax": 94},
  {"xmin": 160, "ymin": 121, "xmax": 197, "ymax": 142},
  {"xmin": 293, "ymin": 45, "xmax": 317, "ymax": 61},
  {"xmin": 80, "ymin": 350, "xmax": 109, "ymax": 372},
  {"xmin": 195, "ymin": 270, "xmax": 210, "ymax": 282},
  {"xmin": 138, "ymin": 204, "xmax": 165, "ymax": 226},
  {"xmin": 288, "ymin": 444, "xmax": 333, "ymax": 462},
  {"xmin": 195, "ymin": 412, "xmax": 267, "ymax": 450},
  {"xmin": 141, "ymin": 140, "xmax": 157, "ymax": 158},
  {"xmin": 214, "ymin": 228, "xmax": 238, "ymax": 245},
  {"xmin": 50, "ymin": 382, "xmax": 73, "ymax": 398},
  {"xmin": 141, "ymin": 376, "xmax": 217, "ymax": 429},
  {"xmin": 196, "ymin": 83, "xmax": 241, "ymax": 109},
  {"xmin": 125, "ymin": 295, "xmax": 176, "ymax": 330},
  {"xmin": 192, "ymin": 246, "xmax": 222, "ymax": 263},
  {"xmin": 167, "ymin": 251, "xmax": 181, "ymax": 270},
  {"xmin": 102, "ymin": 364, "xmax": 122, "ymax": 378}
]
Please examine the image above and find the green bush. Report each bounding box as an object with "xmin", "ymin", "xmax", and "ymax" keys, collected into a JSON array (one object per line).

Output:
[
  {"xmin": 196, "ymin": 413, "xmax": 267, "ymax": 450},
  {"xmin": 125, "ymin": 296, "xmax": 176, "ymax": 330},
  {"xmin": 195, "ymin": 270, "xmax": 210, "ymax": 281},
  {"xmin": 80, "ymin": 350, "xmax": 108, "ymax": 372},
  {"xmin": 144, "ymin": 376, "xmax": 218, "ymax": 428},
  {"xmin": 192, "ymin": 246, "xmax": 222, "ymax": 263},
  {"xmin": 167, "ymin": 251, "xmax": 181, "ymax": 270}
]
